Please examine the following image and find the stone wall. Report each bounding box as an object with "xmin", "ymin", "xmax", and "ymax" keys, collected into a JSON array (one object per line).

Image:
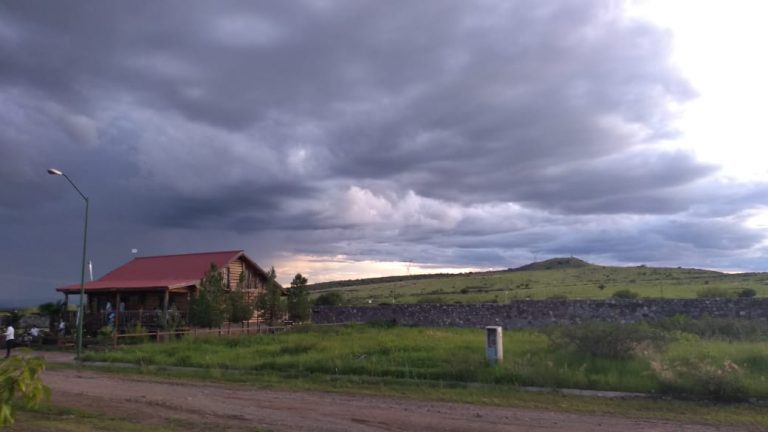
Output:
[{"xmin": 312, "ymin": 298, "xmax": 768, "ymax": 328}]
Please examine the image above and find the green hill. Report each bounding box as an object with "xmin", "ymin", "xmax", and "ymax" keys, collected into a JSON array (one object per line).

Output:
[
  {"xmin": 509, "ymin": 257, "xmax": 592, "ymax": 272},
  {"xmin": 309, "ymin": 257, "xmax": 768, "ymax": 305}
]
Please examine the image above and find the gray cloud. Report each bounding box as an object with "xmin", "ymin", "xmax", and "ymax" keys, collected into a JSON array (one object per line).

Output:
[{"xmin": 0, "ymin": 0, "xmax": 765, "ymax": 304}]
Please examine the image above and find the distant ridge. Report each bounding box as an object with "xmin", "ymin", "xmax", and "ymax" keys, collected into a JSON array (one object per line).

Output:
[{"xmin": 509, "ymin": 257, "xmax": 592, "ymax": 272}]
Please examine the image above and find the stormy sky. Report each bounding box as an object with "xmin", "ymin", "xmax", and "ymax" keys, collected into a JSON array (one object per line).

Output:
[{"xmin": 1, "ymin": 0, "xmax": 767, "ymax": 305}]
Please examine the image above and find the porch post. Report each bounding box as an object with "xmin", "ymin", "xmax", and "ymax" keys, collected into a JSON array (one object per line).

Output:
[
  {"xmin": 115, "ymin": 292, "xmax": 120, "ymax": 328},
  {"xmin": 162, "ymin": 290, "xmax": 169, "ymax": 329}
]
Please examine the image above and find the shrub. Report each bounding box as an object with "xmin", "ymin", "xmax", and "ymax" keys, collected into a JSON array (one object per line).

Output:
[
  {"xmin": 417, "ymin": 296, "xmax": 446, "ymax": 304},
  {"xmin": 97, "ymin": 326, "xmax": 114, "ymax": 340},
  {"xmin": 123, "ymin": 323, "xmax": 149, "ymax": 345},
  {"xmin": 652, "ymin": 357, "xmax": 748, "ymax": 402},
  {"xmin": 697, "ymin": 287, "xmax": 732, "ymax": 298},
  {"xmin": 314, "ymin": 292, "xmax": 344, "ymax": 306},
  {"xmin": 459, "ymin": 287, "xmax": 470, "ymax": 294},
  {"xmin": 611, "ymin": 289, "xmax": 639, "ymax": 299},
  {"xmin": 548, "ymin": 322, "xmax": 665, "ymax": 359},
  {"xmin": 737, "ymin": 288, "xmax": 757, "ymax": 298},
  {"xmin": 652, "ymin": 315, "xmax": 767, "ymax": 341}
]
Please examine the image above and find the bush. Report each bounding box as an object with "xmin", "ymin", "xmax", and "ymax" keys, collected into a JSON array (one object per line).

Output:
[
  {"xmin": 653, "ymin": 315, "xmax": 767, "ymax": 341},
  {"xmin": 97, "ymin": 326, "xmax": 114, "ymax": 340},
  {"xmin": 417, "ymin": 296, "xmax": 446, "ymax": 304},
  {"xmin": 314, "ymin": 292, "xmax": 344, "ymax": 306},
  {"xmin": 611, "ymin": 289, "xmax": 639, "ymax": 299},
  {"xmin": 737, "ymin": 288, "xmax": 757, "ymax": 298},
  {"xmin": 123, "ymin": 323, "xmax": 149, "ymax": 345},
  {"xmin": 652, "ymin": 357, "xmax": 748, "ymax": 401},
  {"xmin": 548, "ymin": 322, "xmax": 665, "ymax": 359},
  {"xmin": 696, "ymin": 287, "xmax": 732, "ymax": 298}
]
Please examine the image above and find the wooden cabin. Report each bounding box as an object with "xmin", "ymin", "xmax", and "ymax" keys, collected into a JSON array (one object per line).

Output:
[{"xmin": 55, "ymin": 250, "xmax": 274, "ymax": 332}]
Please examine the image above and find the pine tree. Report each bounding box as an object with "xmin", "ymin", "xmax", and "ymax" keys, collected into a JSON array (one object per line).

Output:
[
  {"xmin": 256, "ymin": 267, "xmax": 285, "ymax": 325},
  {"xmin": 189, "ymin": 264, "xmax": 228, "ymax": 328},
  {"xmin": 287, "ymin": 273, "xmax": 311, "ymax": 322},
  {"xmin": 229, "ymin": 272, "xmax": 255, "ymax": 323}
]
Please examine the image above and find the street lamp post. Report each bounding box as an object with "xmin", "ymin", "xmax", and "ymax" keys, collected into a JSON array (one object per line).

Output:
[{"xmin": 48, "ymin": 168, "xmax": 89, "ymax": 360}]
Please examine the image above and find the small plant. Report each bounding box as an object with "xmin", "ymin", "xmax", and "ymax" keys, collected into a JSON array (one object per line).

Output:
[
  {"xmin": 597, "ymin": 283, "xmax": 606, "ymax": 291},
  {"xmin": 0, "ymin": 351, "xmax": 50, "ymax": 426},
  {"xmin": 697, "ymin": 287, "xmax": 732, "ymax": 298},
  {"xmin": 611, "ymin": 289, "xmax": 639, "ymax": 299},
  {"xmin": 737, "ymin": 288, "xmax": 757, "ymax": 298},
  {"xmin": 459, "ymin": 287, "xmax": 470, "ymax": 294}
]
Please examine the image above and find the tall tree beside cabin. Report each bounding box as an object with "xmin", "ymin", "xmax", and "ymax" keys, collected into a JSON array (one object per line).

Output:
[
  {"xmin": 256, "ymin": 267, "xmax": 285, "ymax": 326},
  {"xmin": 229, "ymin": 272, "xmax": 256, "ymax": 324},
  {"xmin": 287, "ymin": 273, "xmax": 310, "ymax": 322},
  {"xmin": 189, "ymin": 264, "xmax": 229, "ymax": 328}
]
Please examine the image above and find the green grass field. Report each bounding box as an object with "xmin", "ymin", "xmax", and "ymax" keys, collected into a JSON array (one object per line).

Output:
[
  {"xmin": 84, "ymin": 323, "xmax": 768, "ymax": 400},
  {"xmin": 310, "ymin": 258, "xmax": 768, "ymax": 305}
]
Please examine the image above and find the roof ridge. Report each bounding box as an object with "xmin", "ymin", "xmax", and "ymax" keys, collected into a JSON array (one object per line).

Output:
[{"xmin": 133, "ymin": 250, "xmax": 243, "ymax": 260}]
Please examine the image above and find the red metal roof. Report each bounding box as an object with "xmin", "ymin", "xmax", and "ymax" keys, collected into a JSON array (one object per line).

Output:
[{"xmin": 57, "ymin": 250, "xmax": 245, "ymax": 293}]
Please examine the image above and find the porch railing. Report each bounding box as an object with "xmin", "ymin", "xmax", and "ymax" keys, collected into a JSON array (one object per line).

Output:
[{"xmin": 64, "ymin": 310, "xmax": 187, "ymax": 334}]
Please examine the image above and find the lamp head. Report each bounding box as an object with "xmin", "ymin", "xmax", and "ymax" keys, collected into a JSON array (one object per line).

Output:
[{"xmin": 47, "ymin": 168, "xmax": 63, "ymax": 176}]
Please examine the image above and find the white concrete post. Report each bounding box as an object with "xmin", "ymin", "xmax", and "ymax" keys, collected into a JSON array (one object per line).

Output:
[{"xmin": 485, "ymin": 326, "xmax": 503, "ymax": 364}]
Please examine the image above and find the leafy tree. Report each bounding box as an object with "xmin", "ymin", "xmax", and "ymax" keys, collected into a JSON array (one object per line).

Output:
[
  {"xmin": 256, "ymin": 267, "xmax": 285, "ymax": 325},
  {"xmin": 229, "ymin": 272, "xmax": 255, "ymax": 324},
  {"xmin": 0, "ymin": 352, "xmax": 50, "ymax": 427},
  {"xmin": 314, "ymin": 292, "xmax": 343, "ymax": 306},
  {"xmin": 287, "ymin": 273, "xmax": 311, "ymax": 322},
  {"xmin": 189, "ymin": 264, "xmax": 228, "ymax": 328}
]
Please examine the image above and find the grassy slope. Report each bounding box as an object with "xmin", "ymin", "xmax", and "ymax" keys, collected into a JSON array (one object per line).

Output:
[{"xmin": 310, "ymin": 258, "xmax": 768, "ymax": 305}]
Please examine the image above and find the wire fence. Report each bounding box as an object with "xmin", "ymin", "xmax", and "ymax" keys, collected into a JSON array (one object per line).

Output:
[{"xmin": 109, "ymin": 321, "xmax": 344, "ymax": 347}]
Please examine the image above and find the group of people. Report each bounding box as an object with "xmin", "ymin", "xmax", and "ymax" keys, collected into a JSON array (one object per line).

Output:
[{"xmin": 3, "ymin": 319, "xmax": 62, "ymax": 359}]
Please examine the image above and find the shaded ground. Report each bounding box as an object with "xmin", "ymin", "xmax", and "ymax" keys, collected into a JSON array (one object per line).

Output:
[{"xmin": 25, "ymin": 351, "xmax": 756, "ymax": 432}]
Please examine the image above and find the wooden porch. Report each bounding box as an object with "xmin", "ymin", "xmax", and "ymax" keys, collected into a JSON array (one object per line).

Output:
[{"xmin": 62, "ymin": 289, "xmax": 191, "ymax": 334}]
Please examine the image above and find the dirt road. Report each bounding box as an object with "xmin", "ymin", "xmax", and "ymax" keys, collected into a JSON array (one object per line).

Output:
[{"xmin": 37, "ymin": 353, "xmax": 751, "ymax": 432}]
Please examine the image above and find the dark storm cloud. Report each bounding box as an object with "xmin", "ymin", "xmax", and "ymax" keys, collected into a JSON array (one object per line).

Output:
[{"xmin": 1, "ymin": 0, "xmax": 765, "ymax": 304}]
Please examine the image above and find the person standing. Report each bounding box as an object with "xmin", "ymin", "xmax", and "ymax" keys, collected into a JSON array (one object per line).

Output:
[
  {"xmin": 4, "ymin": 320, "xmax": 15, "ymax": 359},
  {"xmin": 29, "ymin": 325, "xmax": 40, "ymax": 345}
]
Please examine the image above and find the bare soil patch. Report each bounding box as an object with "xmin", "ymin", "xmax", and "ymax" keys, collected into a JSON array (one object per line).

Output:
[{"xmin": 34, "ymin": 361, "xmax": 752, "ymax": 432}]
